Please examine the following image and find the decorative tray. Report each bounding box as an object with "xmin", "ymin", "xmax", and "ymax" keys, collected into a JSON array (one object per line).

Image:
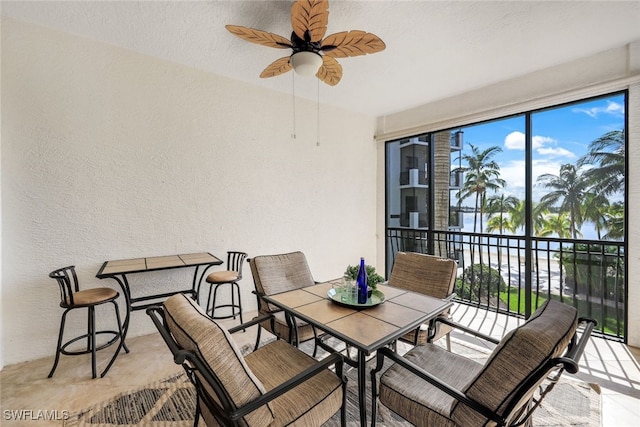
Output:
[{"xmin": 327, "ymin": 288, "xmax": 385, "ymax": 309}]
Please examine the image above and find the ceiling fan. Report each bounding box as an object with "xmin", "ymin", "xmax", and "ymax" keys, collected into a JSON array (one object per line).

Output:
[{"xmin": 226, "ymin": 0, "xmax": 385, "ymax": 86}]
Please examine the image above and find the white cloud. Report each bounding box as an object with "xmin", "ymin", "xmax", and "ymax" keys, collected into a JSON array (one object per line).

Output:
[
  {"xmin": 504, "ymin": 131, "xmax": 555, "ymax": 150},
  {"xmin": 537, "ymin": 147, "xmax": 576, "ymax": 158},
  {"xmin": 504, "ymin": 131, "xmax": 575, "ymax": 159},
  {"xmin": 504, "ymin": 131, "xmax": 525, "ymax": 150},
  {"xmin": 532, "ymin": 135, "xmax": 554, "ymax": 149},
  {"xmin": 572, "ymin": 101, "xmax": 624, "ymax": 118}
]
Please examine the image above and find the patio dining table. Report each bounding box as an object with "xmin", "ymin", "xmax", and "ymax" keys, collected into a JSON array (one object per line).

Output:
[{"xmin": 262, "ymin": 280, "xmax": 453, "ymax": 427}]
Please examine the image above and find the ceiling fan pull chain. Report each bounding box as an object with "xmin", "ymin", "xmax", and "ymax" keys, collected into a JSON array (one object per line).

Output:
[
  {"xmin": 291, "ymin": 72, "xmax": 297, "ymax": 140},
  {"xmin": 316, "ymin": 78, "xmax": 320, "ymax": 146}
]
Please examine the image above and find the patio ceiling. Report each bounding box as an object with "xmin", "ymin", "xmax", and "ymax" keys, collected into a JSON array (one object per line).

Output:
[{"xmin": 2, "ymin": 0, "xmax": 640, "ymax": 116}]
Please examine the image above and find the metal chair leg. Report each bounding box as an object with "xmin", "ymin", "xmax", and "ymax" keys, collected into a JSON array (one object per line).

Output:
[
  {"xmin": 100, "ymin": 300, "xmax": 129, "ymax": 378},
  {"xmin": 311, "ymin": 327, "xmax": 319, "ymax": 358},
  {"xmin": 233, "ymin": 282, "xmax": 243, "ymax": 324},
  {"xmin": 89, "ymin": 306, "xmax": 97, "ymax": 379},
  {"xmin": 48, "ymin": 309, "xmax": 70, "ymax": 378},
  {"xmin": 254, "ymin": 325, "xmax": 262, "ymax": 351},
  {"xmin": 206, "ymin": 284, "xmax": 218, "ymax": 317}
]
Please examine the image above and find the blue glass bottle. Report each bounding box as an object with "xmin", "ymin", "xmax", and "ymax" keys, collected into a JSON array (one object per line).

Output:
[{"xmin": 356, "ymin": 257, "xmax": 368, "ymax": 304}]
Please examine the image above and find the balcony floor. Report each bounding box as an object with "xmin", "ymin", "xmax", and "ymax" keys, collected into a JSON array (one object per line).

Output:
[{"xmin": 0, "ymin": 306, "xmax": 638, "ymax": 426}]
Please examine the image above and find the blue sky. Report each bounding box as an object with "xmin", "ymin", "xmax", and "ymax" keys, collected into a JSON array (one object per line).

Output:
[
  {"xmin": 455, "ymin": 93, "xmax": 626, "ymax": 203},
  {"xmin": 453, "ymin": 93, "xmax": 625, "ymax": 239}
]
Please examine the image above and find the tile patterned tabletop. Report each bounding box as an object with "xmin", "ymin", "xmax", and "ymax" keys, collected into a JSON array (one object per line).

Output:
[{"xmin": 263, "ymin": 281, "xmax": 452, "ymax": 426}]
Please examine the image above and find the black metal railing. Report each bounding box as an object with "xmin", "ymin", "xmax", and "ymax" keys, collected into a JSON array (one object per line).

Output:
[{"xmin": 387, "ymin": 227, "xmax": 626, "ymax": 341}]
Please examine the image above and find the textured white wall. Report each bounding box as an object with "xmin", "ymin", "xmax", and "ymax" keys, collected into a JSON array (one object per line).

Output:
[{"xmin": 1, "ymin": 18, "xmax": 378, "ymax": 367}]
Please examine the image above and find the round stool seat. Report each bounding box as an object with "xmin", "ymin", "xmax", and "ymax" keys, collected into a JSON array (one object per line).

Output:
[
  {"xmin": 64, "ymin": 287, "xmax": 119, "ymax": 307},
  {"xmin": 206, "ymin": 270, "xmax": 239, "ymax": 284}
]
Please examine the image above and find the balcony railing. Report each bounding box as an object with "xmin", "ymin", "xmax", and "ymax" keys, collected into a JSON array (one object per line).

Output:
[{"xmin": 387, "ymin": 227, "xmax": 626, "ymax": 341}]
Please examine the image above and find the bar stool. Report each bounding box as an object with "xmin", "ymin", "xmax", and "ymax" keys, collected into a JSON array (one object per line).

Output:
[
  {"xmin": 201, "ymin": 251, "xmax": 247, "ymax": 322},
  {"xmin": 48, "ymin": 265, "xmax": 128, "ymax": 379}
]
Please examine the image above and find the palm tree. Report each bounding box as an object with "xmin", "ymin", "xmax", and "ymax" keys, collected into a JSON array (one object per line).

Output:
[
  {"xmin": 537, "ymin": 212, "xmax": 576, "ymax": 239},
  {"xmin": 485, "ymin": 194, "xmax": 519, "ymax": 270},
  {"xmin": 455, "ymin": 144, "xmax": 505, "ymax": 266},
  {"xmin": 486, "ymin": 215, "xmax": 513, "ymax": 234},
  {"xmin": 578, "ymin": 130, "xmax": 625, "ymax": 196},
  {"xmin": 506, "ymin": 199, "xmax": 547, "ymax": 235},
  {"xmin": 485, "ymin": 194, "xmax": 520, "ymax": 235},
  {"xmin": 455, "ymin": 144, "xmax": 505, "ymax": 234},
  {"xmin": 577, "ymin": 129, "xmax": 625, "ymax": 241},
  {"xmin": 537, "ymin": 164, "xmax": 588, "ymax": 240},
  {"xmin": 582, "ymin": 192, "xmax": 610, "ymax": 240},
  {"xmin": 602, "ymin": 202, "xmax": 624, "ymax": 240}
]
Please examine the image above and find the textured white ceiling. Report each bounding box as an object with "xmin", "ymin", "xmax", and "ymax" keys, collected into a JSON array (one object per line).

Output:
[{"xmin": 3, "ymin": 0, "xmax": 640, "ymax": 116}]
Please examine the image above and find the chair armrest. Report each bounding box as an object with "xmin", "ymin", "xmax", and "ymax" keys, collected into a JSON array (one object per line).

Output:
[
  {"xmin": 147, "ymin": 306, "xmax": 184, "ymax": 361},
  {"xmin": 444, "ymin": 292, "xmax": 457, "ymax": 302},
  {"xmin": 554, "ymin": 317, "xmax": 597, "ymax": 374},
  {"xmin": 434, "ymin": 317, "xmax": 501, "ymax": 345},
  {"xmin": 230, "ymin": 352, "xmax": 345, "ymax": 420},
  {"xmin": 252, "ymin": 290, "xmax": 285, "ymax": 314},
  {"xmin": 373, "ymin": 347, "xmax": 505, "ymax": 425},
  {"xmin": 228, "ymin": 314, "xmax": 274, "ymax": 335}
]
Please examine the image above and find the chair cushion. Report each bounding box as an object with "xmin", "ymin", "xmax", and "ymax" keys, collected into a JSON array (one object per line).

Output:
[
  {"xmin": 251, "ymin": 251, "xmax": 315, "ymax": 299},
  {"xmin": 452, "ymin": 300, "xmax": 578, "ymax": 426},
  {"xmin": 66, "ymin": 288, "xmax": 118, "ymax": 306},
  {"xmin": 388, "ymin": 252, "xmax": 457, "ymax": 299},
  {"xmin": 206, "ymin": 270, "xmax": 240, "ymax": 283},
  {"xmin": 390, "ymin": 252, "xmax": 457, "ymax": 345},
  {"xmin": 380, "ymin": 344, "xmax": 484, "ymax": 427},
  {"xmin": 245, "ymin": 340, "xmax": 343, "ymax": 426},
  {"xmin": 163, "ymin": 294, "xmax": 274, "ymax": 427},
  {"xmin": 250, "ymin": 252, "xmax": 317, "ymax": 345}
]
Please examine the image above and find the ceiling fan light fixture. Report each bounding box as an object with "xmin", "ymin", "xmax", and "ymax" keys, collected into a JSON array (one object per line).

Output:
[
  {"xmin": 226, "ymin": 0, "xmax": 385, "ymax": 85},
  {"xmin": 290, "ymin": 51, "xmax": 323, "ymax": 77}
]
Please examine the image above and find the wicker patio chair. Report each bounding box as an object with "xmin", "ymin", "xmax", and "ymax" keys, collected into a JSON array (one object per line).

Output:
[
  {"xmin": 388, "ymin": 252, "xmax": 457, "ymax": 349},
  {"xmin": 147, "ymin": 294, "xmax": 346, "ymax": 427},
  {"xmin": 249, "ymin": 251, "xmax": 320, "ymax": 353},
  {"xmin": 371, "ymin": 300, "xmax": 596, "ymax": 427}
]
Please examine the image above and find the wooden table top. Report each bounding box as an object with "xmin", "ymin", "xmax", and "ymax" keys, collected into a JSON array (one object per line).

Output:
[
  {"xmin": 263, "ymin": 281, "xmax": 453, "ymax": 354},
  {"xmin": 96, "ymin": 252, "xmax": 223, "ymax": 277}
]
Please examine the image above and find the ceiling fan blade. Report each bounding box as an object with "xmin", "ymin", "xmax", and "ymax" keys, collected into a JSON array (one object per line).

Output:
[
  {"xmin": 226, "ymin": 25, "xmax": 292, "ymax": 49},
  {"xmin": 316, "ymin": 55, "xmax": 342, "ymax": 86},
  {"xmin": 321, "ymin": 30, "xmax": 386, "ymax": 58},
  {"xmin": 260, "ymin": 56, "xmax": 293, "ymax": 78},
  {"xmin": 291, "ymin": 0, "xmax": 329, "ymax": 43}
]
